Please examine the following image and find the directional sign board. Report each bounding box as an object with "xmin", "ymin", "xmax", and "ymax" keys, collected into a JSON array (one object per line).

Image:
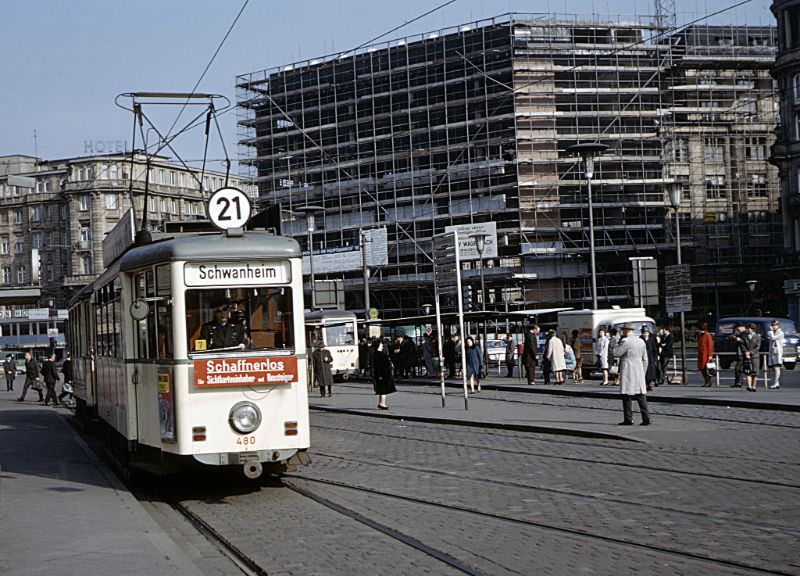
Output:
[
  {"xmin": 208, "ymin": 187, "xmax": 251, "ymax": 231},
  {"xmin": 665, "ymin": 263, "xmax": 693, "ymax": 314}
]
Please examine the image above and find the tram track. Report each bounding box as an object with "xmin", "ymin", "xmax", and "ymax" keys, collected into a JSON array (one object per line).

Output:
[
  {"xmin": 285, "ymin": 472, "xmax": 799, "ymax": 576},
  {"xmin": 311, "ymin": 417, "xmax": 800, "ymax": 482},
  {"xmin": 336, "ymin": 381, "xmax": 800, "ymax": 428}
]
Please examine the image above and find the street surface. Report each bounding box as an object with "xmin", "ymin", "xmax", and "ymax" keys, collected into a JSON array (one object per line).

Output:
[{"xmin": 159, "ymin": 377, "xmax": 800, "ymax": 576}]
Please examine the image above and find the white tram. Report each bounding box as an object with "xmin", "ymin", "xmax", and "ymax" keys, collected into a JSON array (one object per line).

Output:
[
  {"xmin": 304, "ymin": 310, "xmax": 359, "ymax": 380},
  {"xmin": 68, "ymin": 230, "xmax": 310, "ymax": 478}
]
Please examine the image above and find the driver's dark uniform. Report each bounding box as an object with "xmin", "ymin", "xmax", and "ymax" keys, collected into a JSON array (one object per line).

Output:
[{"xmin": 200, "ymin": 320, "xmax": 247, "ymax": 349}]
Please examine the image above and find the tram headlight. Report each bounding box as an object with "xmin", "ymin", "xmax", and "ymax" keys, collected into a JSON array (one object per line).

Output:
[{"xmin": 229, "ymin": 402, "xmax": 261, "ymax": 434}]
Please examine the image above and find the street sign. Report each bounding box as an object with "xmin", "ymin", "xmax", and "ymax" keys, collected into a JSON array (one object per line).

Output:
[
  {"xmin": 207, "ymin": 187, "xmax": 251, "ymax": 231},
  {"xmin": 665, "ymin": 264, "xmax": 692, "ymax": 314}
]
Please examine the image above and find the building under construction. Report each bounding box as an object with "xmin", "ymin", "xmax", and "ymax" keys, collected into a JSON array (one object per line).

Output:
[{"xmin": 237, "ymin": 14, "xmax": 779, "ymax": 320}]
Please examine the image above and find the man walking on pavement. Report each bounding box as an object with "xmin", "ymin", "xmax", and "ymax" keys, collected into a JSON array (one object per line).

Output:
[
  {"xmin": 41, "ymin": 352, "xmax": 60, "ymax": 406},
  {"xmin": 3, "ymin": 353, "xmax": 16, "ymax": 391},
  {"xmin": 613, "ymin": 323, "xmax": 651, "ymax": 426},
  {"xmin": 522, "ymin": 325, "xmax": 540, "ymax": 385},
  {"xmin": 16, "ymin": 351, "xmax": 43, "ymax": 403}
]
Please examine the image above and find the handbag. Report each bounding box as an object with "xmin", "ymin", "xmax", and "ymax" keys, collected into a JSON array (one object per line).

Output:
[
  {"xmin": 31, "ymin": 377, "xmax": 43, "ymax": 391},
  {"xmin": 609, "ymin": 363, "xmax": 619, "ymax": 376},
  {"xmin": 741, "ymin": 358, "xmax": 753, "ymax": 376},
  {"xmin": 705, "ymin": 359, "xmax": 717, "ymax": 377}
]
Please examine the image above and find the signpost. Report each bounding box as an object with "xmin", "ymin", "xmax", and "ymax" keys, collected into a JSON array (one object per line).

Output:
[
  {"xmin": 665, "ymin": 264, "xmax": 692, "ymax": 314},
  {"xmin": 433, "ymin": 230, "xmax": 469, "ymax": 410}
]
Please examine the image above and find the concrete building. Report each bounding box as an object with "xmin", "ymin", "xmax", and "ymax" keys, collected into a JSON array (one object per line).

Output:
[
  {"xmin": 0, "ymin": 152, "xmax": 247, "ymax": 350},
  {"xmin": 237, "ymin": 14, "xmax": 779, "ymax": 320},
  {"xmin": 771, "ymin": 1, "xmax": 800, "ymax": 321}
]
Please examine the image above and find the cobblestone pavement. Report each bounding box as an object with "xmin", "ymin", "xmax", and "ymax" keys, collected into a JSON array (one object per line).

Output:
[{"xmin": 169, "ymin": 399, "xmax": 800, "ymax": 576}]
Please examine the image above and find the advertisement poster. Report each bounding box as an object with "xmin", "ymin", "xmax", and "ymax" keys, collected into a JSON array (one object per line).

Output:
[
  {"xmin": 157, "ymin": 368, "xmax": 176, "ymax": 442},
  {"xmin": 194, "ymin": 356, "xmax": 299, "ymax": 388}
]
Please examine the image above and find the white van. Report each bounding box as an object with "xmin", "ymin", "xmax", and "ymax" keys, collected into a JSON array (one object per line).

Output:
[{"xmin": 558, "ymin": 308, "xmax": 656, "ymax": 378}]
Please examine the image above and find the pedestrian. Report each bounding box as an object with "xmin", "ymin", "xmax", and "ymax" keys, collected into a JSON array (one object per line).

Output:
[
  {"xmin": 504, "ymin": 335, "xmax": 516, "ymax": 378},
  {"xmin": 522, "ymin": 325, "xmax": 540, "ymax": 385},
  {"xmin": 546, "ymin": 330, "xmax": 566, "ymax": 384},
  {"xmin": 41, "ymin": 352, "xmax": 60, "ymax": 406},
  {"xmin": 569, "ymin": 330, "xmax": 583, "ymax": 383},
  {"xmin": 729, "ymin": 324, "xmax": 747, "ymax": 388},
  {"xmin": 607, "ymin": 328, "xmax": 621, "ymax": 385},
  {"xmin": 16, "ymin": 351, "xmax": 43, "ymax": 403},
  {"xmin": 656, "ymin": 324, "xmax": 674, "ymax": 386},
  {"xmin": 640, "ymin": 326, "xmax": 658, "ymax": 391},
  {"xmin": 371, "ymin": 339, "xmax": 396, "ymax": 409},
  {"xmin": 694, "ymin": 321, "xmax": 713, "ymax": 387},
  {"xmin": 401, "ymin": 336, "xmax": 417, "ymax": 378},
  {"xmin": 564, "ymin": 340, "xmax": 577, "ymax": 382},
  {"xmin": 444, "ymin": 333, "xmax": 457, "ymax": 378},
  {"xmin": 595, "ymin": 328, "xmax": 610, "ymax": 385},
  {"xmin": 743, "ymin": 322, "xmax": 762, "ymax": 392},
  {"xmin": 542, "ymin": 331, "xmax": 553, "ymax": 385},
  {"xmin": 358, "ymin": 338, "xmax": 369, "ymax": 377},
  {"xmin": 465, "ymin": 337, "xmax": 483, "ymax": 393},
  {"xmin": 3, "ymin": 353, "xmax": 16, "ymax": 392},
  {"xmin": 422, "ymin": 332, "xmax": 434, "ymax": 377},
  {"xmin": 312, "ymin": 342, "xmax": 334, "ymax": 397},
  {"xmin": 58, "ymin": 351, "xmax": 74, "ymax": 404},
  {"xmin": 766, "ymin": 320, "xmax": 784, "ymax": 389},
  {"xmin": 613, "ymin": 323, "xmax": 651, "ymax": 426},
  {"xmin": 391, "ymin": 336, "xmax": 404, "ymax": 379}
]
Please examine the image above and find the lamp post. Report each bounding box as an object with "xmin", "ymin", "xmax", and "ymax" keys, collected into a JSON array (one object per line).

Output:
[
  {"xmin": 295, "ymin": 205, "xmax": 323, "ymax": 310},
  {"xmin": 567, "ymin": 142, "xmax": 608, "ymax": 310},
  {"xmin": 669, "ymin": 183, "xmax": 688, "ymax": 386},
  {"xmin": 470, "ymin": 233, "xmax": 489, "ymax": 367}
]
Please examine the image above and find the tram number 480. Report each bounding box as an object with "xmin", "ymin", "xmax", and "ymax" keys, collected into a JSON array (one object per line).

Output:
[{"xmin": 236, "ymin": 436, "xmax": 256, "ymax": 446}]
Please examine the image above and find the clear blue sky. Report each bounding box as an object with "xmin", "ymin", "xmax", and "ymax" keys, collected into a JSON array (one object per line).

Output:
[{"xmin": 0, "ymin": 0, "xmax": 774, "ymax": 172}]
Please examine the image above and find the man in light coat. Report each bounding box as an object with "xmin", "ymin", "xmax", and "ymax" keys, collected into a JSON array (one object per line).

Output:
[{"xmin": 613, "ymin": 323, "xmax": 651, "ymax": 426}]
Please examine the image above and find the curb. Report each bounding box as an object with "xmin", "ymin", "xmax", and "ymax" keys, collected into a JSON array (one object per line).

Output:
[
  {"xmin": 309, "ymin": 405, "xmax": 643, "ymax": 443},
  {"xmin": 393, "ymin": 379, "xmax": 800, "ymax": 413}
]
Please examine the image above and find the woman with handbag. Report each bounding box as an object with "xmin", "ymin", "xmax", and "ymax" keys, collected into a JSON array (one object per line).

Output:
[
  {"xmin": 465, "ymin": 337, "xmax": 483, "ymax": 393},
  {"xmin": 743, "ymin": 323, "xmax": 762, "ymax": 392},
  {"xmin": 766, "ymin": 320, "xmax": 785, "ymax": 389},
  {"xmin": 697, "ymin": 321, "xmax": 714, "ymax": 387},
  {"xmin": 595, "ymin": 328, "xmax": 610, "ymax": 385},
  {"xmin": 372, "ymin": 340, "xmax": 396, "ymax": 410}
]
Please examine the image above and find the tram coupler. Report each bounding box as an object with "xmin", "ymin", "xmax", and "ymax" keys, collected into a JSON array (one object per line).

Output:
[{"xmin": 243, "ymin": 461, "xmax": 263, "ymax": 479}]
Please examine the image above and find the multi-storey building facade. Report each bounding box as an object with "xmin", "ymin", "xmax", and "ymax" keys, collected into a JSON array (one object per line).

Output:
[
  {"xmin": 237, "ymin": 15, "xmax": 779, "ymax": 320},
  {"xmin": 0, "ymin": 152, "xmax": 247, "ymax": 350},
  {"xmin": 771, "ymin": 1, "xmax": 800, "ymax": 321}
]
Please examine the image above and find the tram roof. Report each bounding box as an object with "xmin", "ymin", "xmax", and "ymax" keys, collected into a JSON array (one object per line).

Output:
[{"xmin": 119, "ymin": 231, "xmax": 301, "ymax": 272}]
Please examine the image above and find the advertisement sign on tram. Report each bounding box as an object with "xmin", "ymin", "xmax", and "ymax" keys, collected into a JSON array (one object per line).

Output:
[{"xmin": 193, "ymin": 356, "xmax": 299, "ymax": 387}]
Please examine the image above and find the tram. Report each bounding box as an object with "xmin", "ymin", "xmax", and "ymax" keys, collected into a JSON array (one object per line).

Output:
[
  {"xmin": 304, "ymin": 310, "xmax": 359, "ymax": 380},
  {"xmin": 68, "ymin": 212, "xmax": 310, "ymax": 479}
]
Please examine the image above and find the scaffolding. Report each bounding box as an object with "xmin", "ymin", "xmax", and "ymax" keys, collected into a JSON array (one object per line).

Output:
[{"xmin": 236, "ymin": 13, "xmax": 779, "ymax": 319}]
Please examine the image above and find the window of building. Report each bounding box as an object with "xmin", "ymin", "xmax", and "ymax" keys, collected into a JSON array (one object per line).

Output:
[
  {"xmin": 158, "ymin": 169, "xmax": 166, "ymax": 185},
  {"xmin": 79, "ymin": 227, "xmax": 91, "ymax": 247},
  {"xmin": 109, "ymin": 164, "xmax": 119, "ymax": 180},
  {"xmin": 0, "ymin": 237, "xmax": 8, "ymax": 255},
  {"xmin": 170, "ymin": 171, "xmax": 177, "ymax": 186},
  {"xmin": 15, "ymin": 240, "xmax": 24, "ymax": 254},
  {"xmin": 105, "ymin": 192, "xmax": 119, "ymax": 210},
  {"xmin": 706, "ymin": 175, "xmax": 726, "ymax": 199},
  {"xmin": 15, "ymin": 209, "xmax": 23, "ymax": 224},
  {"xmin": 17, "ymin": 265, "xmax": 26, "ymax": 284},
  {"xmin": 81, "ymin": 255, "xmax": 92, "ymax": 275},
  {"xmin": 78, "ymin": 166, "xmax": 87, "ymax": 180},
  {"xmin": 44, "ymin": 205, "xmax": 51, "ymax": 220},
  {"xmin": 703, "ymin": 139, "xmax": 725, "ymax": 163},
  {"xmin": 32, "ymin": 233, "xmax": 41, "ymax": 250},
  {"xmin": 747, "ymin": 174, "xmax": 768, "ymax": 198},
  {"xmin": 665, "ymin": 138, "xmax": 688, "ymax": 162},
  {"xmin": 79, "ymin": 194, "xmax": 90, "ymax": 211},
  {"xmin": 31, "ymin": 206, "xmax": 41, "ymax": 222},
  {"xmin": 36, "ymin": 179, "xmax": 51, "ymax": 193},
  {"xmin": 1, "ymin": 267, "xmax": 10, "ymax": 285},
  {"xmin": 178, "ymin": 172, "xmax": 185, "ymax": 188},
  {"xmin": 43, "ymin": 231, "xmax": 51, "ymax": 247}
]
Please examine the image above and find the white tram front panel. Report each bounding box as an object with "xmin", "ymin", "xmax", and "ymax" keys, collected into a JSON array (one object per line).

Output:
[{"xmin": 127, "ymin": 256, "xmax": 310, "ymax": 466}]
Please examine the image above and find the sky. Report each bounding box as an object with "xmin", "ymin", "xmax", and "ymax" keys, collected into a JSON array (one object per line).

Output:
[{"xmin": 0, "ymin": 0, "xmax": 774, "ymax": 173}]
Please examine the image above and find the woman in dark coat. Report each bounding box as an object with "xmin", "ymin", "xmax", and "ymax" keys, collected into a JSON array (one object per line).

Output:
[
  {"xmin": 312, "ymin": 344, "xmax": 334, "ymax": 398},
  {"xmin": 640, "ymin": 328, "xmax": 658, "ymax": 391},
  {"xmin": 372, "ymin": 340, "xmax": 396, "ymax": 409},
  {"xmin": 465, "ymin": 337, "xmax": 483, "ymax": 394}
]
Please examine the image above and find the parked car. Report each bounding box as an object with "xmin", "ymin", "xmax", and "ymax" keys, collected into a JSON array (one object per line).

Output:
[
  {"xmin": 713, "ymin": 317, "xmax": 799, "ymax": 370},
  {"xmin": 485, "ymin": 339, "xmax": 508, "ymax": 366}
]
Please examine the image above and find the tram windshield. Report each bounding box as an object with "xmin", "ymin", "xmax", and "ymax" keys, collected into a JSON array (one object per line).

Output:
[
  {"xmin": 324, "ymin": 322, "xmax": 356, "ymax": 346},
  {"xmin": 186, "ymin": 287, "xmax": 294, "ymax": 353}
]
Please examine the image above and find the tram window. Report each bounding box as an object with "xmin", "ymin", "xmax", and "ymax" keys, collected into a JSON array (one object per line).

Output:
[
  {"xmin": 324, "ymin": 323, "xmax": 356, "ymax": 346},
  {"xmin": 186, "ymin": 287, "xmax": 294, "ymax": 353}
]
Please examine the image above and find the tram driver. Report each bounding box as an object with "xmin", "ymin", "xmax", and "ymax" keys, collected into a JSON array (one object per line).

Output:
[{"xmin": 199, "ymin": 300, "xmax": 250, "ymax": 350}]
